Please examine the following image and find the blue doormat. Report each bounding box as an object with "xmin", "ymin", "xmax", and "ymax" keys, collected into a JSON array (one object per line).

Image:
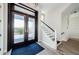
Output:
[{"xmin": 11, "ymin": 43, "xmax": 44, "ymax": 55}]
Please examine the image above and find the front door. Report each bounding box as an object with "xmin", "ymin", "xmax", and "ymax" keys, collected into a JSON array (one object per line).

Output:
[
  {"xmin": 8, "ymin": 3, "xmax": 38, "ymax": 51},
  {"xmin": 13, "ymin": 12, "xmax": 36, "ymax": 48}
]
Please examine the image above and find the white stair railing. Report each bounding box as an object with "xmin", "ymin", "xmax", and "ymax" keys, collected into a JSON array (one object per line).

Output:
[
  {"xmin": 41, "ymin": 20, "xmax": 56, "ymax": 40},
  {"xmin": 41, "ymin": 20, "xmax": 58, "ymax": 49}
]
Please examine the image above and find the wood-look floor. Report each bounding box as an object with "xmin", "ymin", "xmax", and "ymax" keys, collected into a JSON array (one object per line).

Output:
[{"xmin": 57, "ymin": 39, "xmax": 79, "ymax": 55}]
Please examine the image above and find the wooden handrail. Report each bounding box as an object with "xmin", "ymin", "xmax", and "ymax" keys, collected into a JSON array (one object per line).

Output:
[{"xmin": 41, "ymin": 20, "xmax": 55, "ymax": 32}]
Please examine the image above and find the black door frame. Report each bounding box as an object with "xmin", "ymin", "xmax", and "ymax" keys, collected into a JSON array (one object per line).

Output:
[
  {"xmin": 7, "ymin": 3, "xmax": 38, "ymax": 51},
  {"xmin": 12, "ymin": 11, "xmax": 28, "ymax": 48}
]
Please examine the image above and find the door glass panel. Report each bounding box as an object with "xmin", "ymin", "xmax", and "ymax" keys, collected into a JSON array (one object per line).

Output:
[
  {"xmin": 28, "ymin": 17, "xmax": 35, "ymax": 40},
  {"xmin": 14, "ymin": 5, "xmax": 35, "ymax": 16},
  {"xmin": 14, "ymin": 14, "xmax": 25, "ymax": 44}
]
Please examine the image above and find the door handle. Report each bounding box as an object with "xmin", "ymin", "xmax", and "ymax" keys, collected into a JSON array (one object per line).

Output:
[{"xmin": 0, "ymin": 34, "xmax": 1, "ymax": 36}]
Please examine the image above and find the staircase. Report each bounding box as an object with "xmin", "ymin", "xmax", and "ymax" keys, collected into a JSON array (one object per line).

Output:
[{"xmin": 41, "ymin": 20, "xmax": 61, "ymax": 49}]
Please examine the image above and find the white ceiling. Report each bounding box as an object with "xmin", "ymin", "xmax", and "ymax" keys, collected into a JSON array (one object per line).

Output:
[{"xmin": 39, "ymin": 3, "xmax": 70, "ymax": 13}]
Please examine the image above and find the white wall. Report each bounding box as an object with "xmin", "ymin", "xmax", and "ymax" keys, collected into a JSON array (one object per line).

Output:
[
  {"xmin": 0, "ymin": 3, "xmax": 4, "ymax": 55},
  {"xmin": 3, "ymin": 3, "xmax": 8, "ymax": 54},
  {"xmin": 44, "ymin": 11, "xmax": 61, "ymax": 41},
  {"xmin": 0, "ymin": 3, "xmax": 8, "ymax": 55},
  {"xmin": 40, "ymin": 3, "xmax": 70, "ymax": 41},
  {"xmin": 68, "ymin": 12, "xmax": 79, "ymax": 39},
  {"xmin": 61, "ymin": 3, "xmax": 79, "ymax": 41},
  {"xmin": 0, "ymin": 3, "xmax": 8, "ymax": 54},
  {"xmin": 61, "ymin": 14, "xmax": 69, "ymax": 41}
]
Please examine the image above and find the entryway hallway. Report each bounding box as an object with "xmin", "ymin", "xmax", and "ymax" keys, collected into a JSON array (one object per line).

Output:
[{"xmin": 1, "ymin": 3, "xmax": 79, "ymax": 55}]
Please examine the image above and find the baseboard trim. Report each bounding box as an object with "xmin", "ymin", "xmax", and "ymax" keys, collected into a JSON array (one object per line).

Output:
[{"xmin": 69, "ymin": 38, "xmax": 79, "ymax": 41}]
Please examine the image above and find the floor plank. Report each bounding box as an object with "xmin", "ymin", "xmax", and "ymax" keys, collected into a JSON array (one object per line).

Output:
[{"xmin": 57, "ymin": 39, "xmax": 79, "ymax": 55}]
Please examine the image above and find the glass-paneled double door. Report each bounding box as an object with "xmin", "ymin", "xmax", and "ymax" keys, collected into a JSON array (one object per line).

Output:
[{"xmin": 13, "ymin": 12, "xmax": 36, "ymax": 48}]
